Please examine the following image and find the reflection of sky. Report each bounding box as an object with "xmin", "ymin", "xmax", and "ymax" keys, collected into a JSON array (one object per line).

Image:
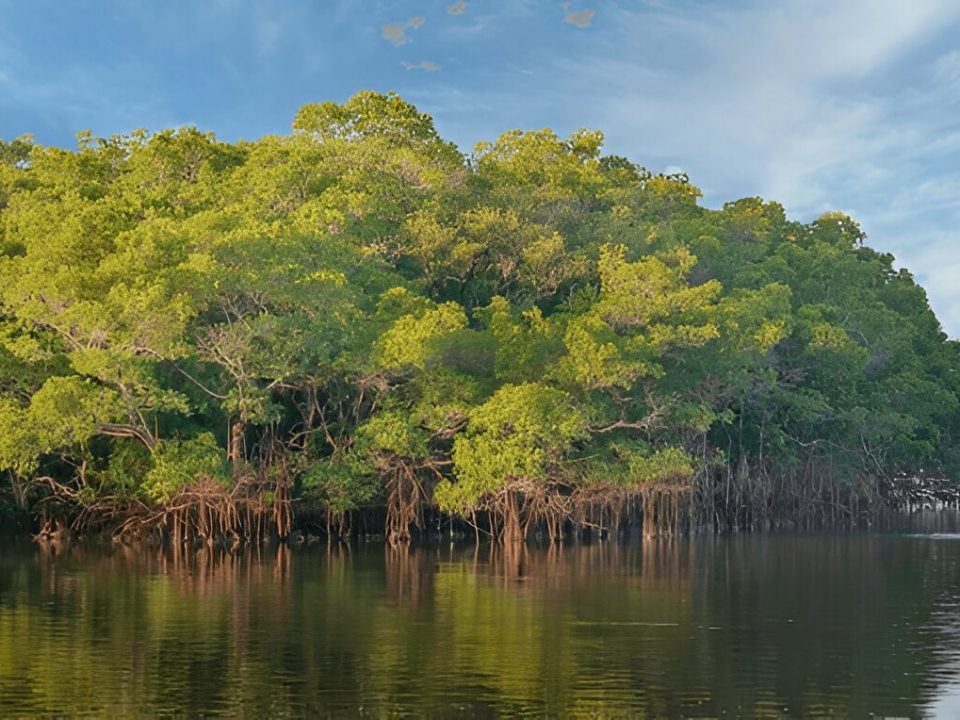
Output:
[
  {"xmin": 929, "ymin": 686, "xmax": 960, "ymax": 718},
  {"xmin": 2, "ymin": 2, "xmax": 960, "ymax": 337},
  {"xmin": 922, "ymin": 568, "xmax": 960, "ymax": 718}
]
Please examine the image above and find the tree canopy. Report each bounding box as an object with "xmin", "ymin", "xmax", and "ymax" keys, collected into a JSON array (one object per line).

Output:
[{"xmin": 0, "ymin": 93, "xmax": 956, "ymax": 539}]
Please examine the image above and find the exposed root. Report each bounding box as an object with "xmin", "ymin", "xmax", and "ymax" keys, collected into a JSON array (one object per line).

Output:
[
  {"xmin": 378, "ymin": 455, "xmax": 437, "ymax": 545},
  {"xmin": 33, "ymin": 517, "xmax": 67, "ymax": 544},
  {"xmin": 68, "ymin": 475, "xmax": 292, "ymax": 547}
]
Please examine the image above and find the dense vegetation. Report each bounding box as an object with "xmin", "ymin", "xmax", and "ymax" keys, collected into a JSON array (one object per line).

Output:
[{"xmin": 0, "ymin": 92, "xmax": 957, "ymax": 543}]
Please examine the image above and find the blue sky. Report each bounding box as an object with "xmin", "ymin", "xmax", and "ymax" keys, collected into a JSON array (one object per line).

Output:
[{"xmin": 2, "ymin": 0, "xmax": 960, "ymax": 336}]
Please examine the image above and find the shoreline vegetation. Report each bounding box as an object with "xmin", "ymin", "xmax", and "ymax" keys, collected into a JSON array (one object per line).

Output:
[{"xmin": 0, "ymin": 92, "xmax": 958, "ymax": 546}]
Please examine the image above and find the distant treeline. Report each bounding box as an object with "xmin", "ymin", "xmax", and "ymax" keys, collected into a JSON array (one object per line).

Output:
[{"xmin": 0, "ymin": 92, "xmax": 957, "ymax": 543}]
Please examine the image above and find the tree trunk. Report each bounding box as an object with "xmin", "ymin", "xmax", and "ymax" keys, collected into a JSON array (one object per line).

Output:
[{"xmin": 228, "ymin": 420, "xmax": 245, "ymax": 468}]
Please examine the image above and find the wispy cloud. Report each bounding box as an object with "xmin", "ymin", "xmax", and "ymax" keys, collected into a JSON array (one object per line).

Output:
[
  {"xmin": 401, "ymin": 60, "xmax": 441, "ymax": 72},
  {"xmin": 933, "ymin": 48, "xmax": 960, "ymax": 87},
  {"xmin": 564, "ymin": 9, "xmax": 594, "ymax": 28},
  {"xmin": 422, "ymin": 0, "xmax": 960, "ymax": 333},
  {"xmin": 558, "ymin": 0, "xmax": 960, "ymax": 334},
  {"xmin": 381, "ymin": 17, "xmax": 426, "ymax": 46},
  {"xmin": 255, "ymin": 18, "xmax": 284, "ymax": 57},
  {"xmin": 447, "ymin": 2, "xmax": 467, "ymax": 17}
]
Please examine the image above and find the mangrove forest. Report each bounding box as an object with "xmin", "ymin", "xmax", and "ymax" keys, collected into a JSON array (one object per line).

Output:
[{"xmin": 0, "ymin": 91, "xmax": 958, "ymax": 544}]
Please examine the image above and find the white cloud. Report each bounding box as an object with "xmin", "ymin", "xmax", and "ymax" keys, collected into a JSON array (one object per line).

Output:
[
  {"xmin": 564, "ymin": 10, "xmax": 594, "ymax": 28},
  {"xmin": 447, "ymin": 2, "xmax": 467, "ymax": 16},
  {"xmin": 381, "ymin": 24, "xmax": 409, "ymax": 46},
  {"xmin": 381, "ymin": 17, "xmax": 425, "ymax": 46}
]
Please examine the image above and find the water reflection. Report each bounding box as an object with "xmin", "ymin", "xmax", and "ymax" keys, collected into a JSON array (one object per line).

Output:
[{"xmin": 0, "ymin": 534, "xmax": 959, "ymax": 717}]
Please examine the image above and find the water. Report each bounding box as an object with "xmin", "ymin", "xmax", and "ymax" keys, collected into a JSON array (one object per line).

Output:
[{"xmin": 1, "ymin": 527, "xmax": 960, "ymax": 717}]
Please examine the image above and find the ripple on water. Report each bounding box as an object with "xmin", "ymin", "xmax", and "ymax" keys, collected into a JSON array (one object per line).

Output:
[{"xmin": 0, "ymin": 535, "xmax": 958, "ymax": 716}]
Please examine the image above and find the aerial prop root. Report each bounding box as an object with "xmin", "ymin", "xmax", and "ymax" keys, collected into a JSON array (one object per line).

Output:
[{"xmin": 62, "ymin": 476, "xmax": 292, "ymax": 546}]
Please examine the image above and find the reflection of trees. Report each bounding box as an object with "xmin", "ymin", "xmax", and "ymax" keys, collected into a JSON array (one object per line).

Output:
[
  {"xmin": 0, "ymin": 539, "xmax": 958, "ymax": 716},
  {"xmin": 682, "ymin": 536, "xmax": 960, "ymax": 716},
  {"xmin": 926, "ymin": 596, "xmax": 960, "ymax": 717}
]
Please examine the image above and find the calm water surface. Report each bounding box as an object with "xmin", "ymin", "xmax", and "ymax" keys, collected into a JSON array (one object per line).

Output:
[{"xmin": 2, "ymin": 521, "xmax": 960, "ymax": 717}]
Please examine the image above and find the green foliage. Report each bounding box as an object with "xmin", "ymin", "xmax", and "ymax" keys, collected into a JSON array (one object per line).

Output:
[
  {"xmin": 301, "ymin": 452, "xmax": 379, "ymax": 515},
  {"xmin": 356, "ymin": 411, "xmax": 430, "ymax": 460},
  {"xmin": 0, "ymin": 90, "xmax": 957, "ymax": 525},
  {"xmin": 28, "ymin": 376, "xmax": 119, "ymax": 451},
  {"xmin": 0, "ymin": 397, "xmax": 38, "ymax": 477},
  {"xmin": 294, "ymin": 91, "xmax": 445, "ymax": 148},
  {"xmin": 143, "ymin": 433, "xmax": 228, "ymax": 503},
  {"xmin": 574, "ymin": 441, "xmax": 694, "ymax": 489},
  {"xmin": 99, "ymin": 441, "xmax": 153, "ymax": 497},
  {"xmin": 628, "ymin": 446, "xmax": 694, "ymax": 485},
  {"xmin": 376, "ymin": 300, "xmax": 468, "ymax": 371},
  {"xmin": 438, "ymin": 384, "xmax": 588, "ymax": 513}
]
